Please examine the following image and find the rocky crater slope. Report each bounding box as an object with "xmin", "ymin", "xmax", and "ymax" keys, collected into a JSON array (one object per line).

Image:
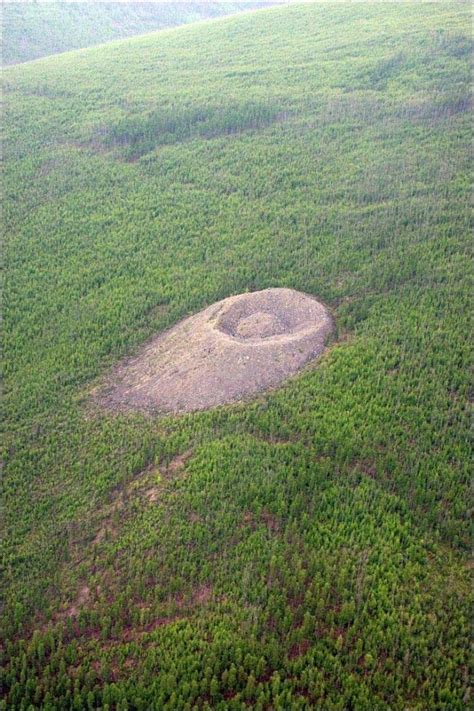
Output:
[{"xmin": 95, "ymin": 288, "xmax": 333, "ymax": 414}]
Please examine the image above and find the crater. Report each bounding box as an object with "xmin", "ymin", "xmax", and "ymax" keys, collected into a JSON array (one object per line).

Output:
[
  {"xmin": 235, "ymin": 311, "xmax": 284, "ymax": 339},
  {"xmin": 94, "ymin": 288, "xmax": 333, "ymax": 414}
]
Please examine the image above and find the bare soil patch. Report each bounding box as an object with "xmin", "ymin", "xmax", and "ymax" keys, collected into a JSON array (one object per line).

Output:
[
  {"xmin": 66, "ymin": 585, "xmax": 90, "ymax": 618},
  {"xmin": 145, "ymin": 487, "xmax": 160, "ymax": 503},
  {"xmin": 166, "ymin": 449, "xmax": 194, "ymax": 473},
  {"xmin": 94, "ymin": 288, "xmax": 333, "ymax": 414},
  {"xmin": 192, "ymin": 584, "xmax": 213, "ymax": 605},
  {"xmin": 289, "ymin": 639, "xmax": 311, "ymax": 659}
]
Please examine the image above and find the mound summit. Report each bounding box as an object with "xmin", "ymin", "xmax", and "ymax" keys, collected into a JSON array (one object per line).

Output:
[{"xmin": 97, "ymin": 288, "xmax": 333, "ymax": 414}]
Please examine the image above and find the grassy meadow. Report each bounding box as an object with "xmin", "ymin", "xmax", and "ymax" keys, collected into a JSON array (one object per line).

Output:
[{"xmin": 1, "ymin": 2, "xmax": 472, "ymax": 709}]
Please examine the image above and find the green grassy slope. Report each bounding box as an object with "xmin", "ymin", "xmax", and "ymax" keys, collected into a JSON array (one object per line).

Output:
[
  {"xmin": 2, "ymin": 3, "xmax": 472, "ymax": 709},
  {"xmin": 2, "ymin": 0, "xmax": 282, "ymax": 65}
]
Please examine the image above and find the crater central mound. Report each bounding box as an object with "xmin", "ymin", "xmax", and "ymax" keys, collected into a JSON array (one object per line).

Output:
[
  {"xmin": 235, "ymin": 311, "xmax": 284, "ymax": 339},
  {"xmin": 95, "ymin": 288, "xmax": 333, "ymax": 414}
]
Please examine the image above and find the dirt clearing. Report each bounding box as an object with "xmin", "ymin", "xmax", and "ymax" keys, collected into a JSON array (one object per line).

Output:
[{"xmin": 94, "ymin": 288, "xmax": 332, "ymax": 414}]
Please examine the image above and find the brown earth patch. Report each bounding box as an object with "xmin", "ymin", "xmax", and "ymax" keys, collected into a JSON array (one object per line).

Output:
[
  {"xmin": 93, "ymin": 526, "xmax": 109, "ymax": 545},
  {"xmin": 145, "ymin": 487, "xmax": 160, "ymax": 502},
  {"xmin": 241, "ymin": 509, "xmax": 280, "ymax": 533},
  {"xmin": 166, "ymin": 448, "xmax": 194, "ymax": 473},
  {"xmin": 94, "ymin": 288, "xmax": 333, "ymax": 414},
  {"xmin": 261, "ymin": 509, "xmax": 280, "ymax": 532},
  {"xmin": 289, "ymin": 639, "xmax": 311, "ymax": 659},
  {"xmin": 66, "ymin": 585, "xmax": 90, "ymax": 618},
  {"xmin": 166, "ymin": 583, "xmax": 213, "ymax": 611},
  {"xmin": 122, "ymin": 616, "xmax": 179, "ymax": 641},
  {"xmin": 188, "ymin": 511, "xmax": 203, "ymax": 523},
  {"xmin": 357, "ymin": 460, "xmax": 377, "ymax": 479},
  {"xmin": 192, "ymin": 584, "xmax": 213, "ymax": 605}
]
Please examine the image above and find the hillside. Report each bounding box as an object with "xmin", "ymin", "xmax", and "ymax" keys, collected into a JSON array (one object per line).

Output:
[
  {"xmin": 2, "ymin": 2, "xmax": 472, "ymax": 709},
  {"xmin": 2, "ymin": 0, "xmax": 283, "ymax": 65}
]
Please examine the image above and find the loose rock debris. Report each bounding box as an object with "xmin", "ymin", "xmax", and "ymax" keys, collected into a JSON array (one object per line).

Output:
[{"xmin": 94, "ymin": 288, "xmax": 333, "ymax": 414}]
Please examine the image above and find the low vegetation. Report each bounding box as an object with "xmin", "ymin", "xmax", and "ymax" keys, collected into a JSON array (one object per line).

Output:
[{"xmin": 1, "ymin": 2, "xmax": 472, "ymax": 709}]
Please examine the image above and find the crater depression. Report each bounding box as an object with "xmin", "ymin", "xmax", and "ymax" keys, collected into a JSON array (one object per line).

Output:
[{"xmin": 95, "ymin": 288, "xmax": 333, "ymax": 414}]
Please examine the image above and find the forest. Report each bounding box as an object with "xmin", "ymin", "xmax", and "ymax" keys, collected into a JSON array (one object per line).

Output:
[
  {"xmin": 2, "ymin": 1, "xmax": 281, "ymax": 65},
  {"xmin": 1, "ymin": 2, "xmax": 472, "ymax": 709}
]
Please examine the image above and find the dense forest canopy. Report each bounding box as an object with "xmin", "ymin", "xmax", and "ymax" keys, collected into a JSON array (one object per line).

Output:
[
  {"xmin": 1, "ymin": 2, "xmax": 472, "ymax": 709},
  {"xmin": 2, "ymin": 0, "xmax": 284, "ymax": 65}
]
